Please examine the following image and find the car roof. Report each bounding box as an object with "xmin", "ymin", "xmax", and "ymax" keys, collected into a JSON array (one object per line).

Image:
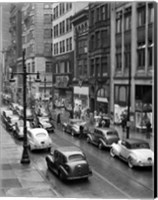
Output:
[
  {"xmin": 55, "ymin": 146, "xmax": 83, "ymax": 157},
  {"xmin": 69, "ymin": 119, "xmax": 83, "ymax": 122},
  {"xmin": 95, "ymin": 127, "xmax": 116, "ymax": 132},
  {"xmin": 30, "ymin": 128, "xmax": 48, "ymax": 135},
  {"xmin": 124, "ymin": 138, "xmax": 149, "ymax": 145}
]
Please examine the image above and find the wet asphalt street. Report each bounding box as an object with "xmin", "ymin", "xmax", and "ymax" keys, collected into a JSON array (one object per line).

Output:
[{"xmin": 27, "ymin": 128, "xmax": 154, "ymax": 199}]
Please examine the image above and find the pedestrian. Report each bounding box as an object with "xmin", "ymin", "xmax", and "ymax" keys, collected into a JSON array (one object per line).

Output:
[
  {"xmin": 57, "ymin": 113, "xmax": 61, "ymax": 129},
  {"xmin": 121, "ymin": 117, "xmax": 126, "ymax": 132},
  {"xmin": 79, "ymin": 125, "xmax": 84, "ymax": 139},
  {"xmin": 146, "ymin": 120, "xmax": 151, "ymax": 139}
]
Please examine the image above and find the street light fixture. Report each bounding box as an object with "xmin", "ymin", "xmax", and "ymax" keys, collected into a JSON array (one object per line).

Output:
[{"xmin": 10, "ymin": 49, "xmax": 41, "ymax": 164}]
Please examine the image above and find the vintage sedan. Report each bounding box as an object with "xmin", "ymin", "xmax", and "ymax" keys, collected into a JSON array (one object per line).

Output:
[
  {"xmin": 13, "ymin": 120, "xmax": 31, "ymax": 139},
  {"xmin": 45, "ymin": 146, "xmax": 92, "ymax": 181},
  {"xmin": 110, "ymin": 138, "xmax": 154, "ymax": 168},
  {"xmin": 86, "ymin": 127, "xmax": 120, "ymax": 150},
  {"xmin": 27, "ymin": 128, "xmax": 52, "ymax": 151},
  {"xmin": 38, "ymin": 116, "xmax": 55, "ymax": 133},
  {"xmin": 62, "ymin": 119, "xmax": 87, "ymax": 136}
]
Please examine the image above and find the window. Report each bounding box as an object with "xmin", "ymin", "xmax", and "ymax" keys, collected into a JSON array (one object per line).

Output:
[
  {"xmin": 70, "ymin": 37, "xmax": 72, "ymax": 50},
  {"xmin": 44, "ymin": 14, "xmax": 52, "ymax": 24},
  {"xmin": 60, "ymin": 3, "xmax": 65, "ymax": 15},
  {"xmin": 96, "ymin": 31, "xmax": 101, "ymax": 48},
  {"xmin": 101, "ymin": 30, "xmax": 107, "ymax": 47},
  {"xmin": 66, "ymin": 3, "xmax": 72, "ymax": 11},
  {"xmin": 96, "ymin": 58, "xmax": 100, "ymax": 77},
  {"xmin": 102, "ymin": 57, "xmax": 108, "ymax": 75},
  {"xmin": 55, "ymin": 63, "xmax": 59, "ymax": 73},
  {"xmin": 148, "ymin": 4, "xmax": 154, "ymax": 23},
  {"xmin": 66, "ymin": 61, "xmax": 70, "ymax": 73},
  {"xmin": 54, "ymin": 6, "xmax": 58, "ymax": 19},
  {"xmin": 91, "ymin": 10, "xmax": 95, "ymax": 25},
  {"xmin": 148, "ymin": 40, "xmax": 153, "ymax": 66},
  {"xmin": 78, "ymin": 60, "xmax": 82, "ymax": 76},
  {"xmin": 54, "ymin": 43, "xmax": 58, "ymax": 55},
  {"xmin": 54, "ymin": 24, "xmax": 58, "ymax": 38},
  {"xmin": 59, "ymin": 22, "xmax": 62, "ymax": 35},
  {"xmin": 66, "ymin": 17, "xmax": 72, "ymax": 32},
  {"xmin": 44, "ymin": 43, "xmax": 52, "ymax": 55},
  {"xmin": 44, "ymin": 29, "xmax": 52, "ymax": 38},
  {"xmin": 124, "ymin": 14, "xmax": 131, "ymax": 31},
  {"xmin": 90, "ymin": 59, "xmax": 94, "ymax": 76},
  {"xmin": 116, "ymin": 46, "xmax": 122, "ymax": 70},
  {"xmin": 137, "ymin": 42, "xmax": 145, "ymax": 68},
  {"xmin": 46, "ymin": 62, "xmax": 52, "ymax": 73},
  {"xmin": 116, "ymin": 12, "xmax": 122, "ymax": 33},
  {"xmin": 91, "ymin": 35, "xmax": 95, "ymax": 50},
  {"xmin": 60, "ymin": 62, "xmax": 65, "ymax": 73},
  {"xmin": 138, "ymin": 8, "xmax": 146, "ymax": 26},
  {"xmin": 124, "ymin": 44, "xmax": 131, "ymax": 69},
  {"xmin": 101, "ymin": 5, "xmax": 105, "ymax": 20},
  {"xmin": 32, "ymin": 61, "xmax": 35, "ymax": 72},
  {"xmin": 96, "ymin": 7, "xmax": 100, "ymax": 22}
]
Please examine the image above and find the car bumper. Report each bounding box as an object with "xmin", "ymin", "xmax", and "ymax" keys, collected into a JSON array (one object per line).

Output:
[
  {"xmin": 45, "ymin": 127, "xmax": 54, "ymax": 133},
  {"xmin": 136, "ymin": 162, "xmax": 153, "ymax": 167},
  {"xmin": 31, "ymin": 143, "xmax": 52, "ymax": 150},
  {"xmin": 66, "ymin": 171, "xmax": 92, "ymax": 180}
]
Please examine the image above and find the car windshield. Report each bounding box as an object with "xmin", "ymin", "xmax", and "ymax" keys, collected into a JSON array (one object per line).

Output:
[
  {"xmin": 107, "ymin": 131, "xmax": 118, "ymax": 136},
  {"xmin": 68, "ymin": 154, "xmax": 85, "ymax": 162},
  {"xmin": 35, "ymin": 132, "xmax": 47, "ymax": 137},
  {"xmin": 130, "ymin": 142, "xmax": 150, "ymax": 149}
]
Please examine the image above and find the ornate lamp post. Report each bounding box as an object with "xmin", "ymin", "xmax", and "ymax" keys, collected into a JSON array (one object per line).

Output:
[{"xmin": 10, "ymin": 50, "xmax": 41, "ymax": 164}]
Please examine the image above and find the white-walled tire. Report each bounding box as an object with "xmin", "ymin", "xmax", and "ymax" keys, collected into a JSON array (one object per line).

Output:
[{"xmin": 110, "ymin": 148, "xmax": 115, "ymax": 157}]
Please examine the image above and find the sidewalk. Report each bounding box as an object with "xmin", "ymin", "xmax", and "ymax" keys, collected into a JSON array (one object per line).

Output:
[
  {"xmin": 113, "ymin": 124, "xmax": 154, "ymax": 151},
  {"xmin": 0, "ymin": 123, "xmax": 61, "ymax": 197}
]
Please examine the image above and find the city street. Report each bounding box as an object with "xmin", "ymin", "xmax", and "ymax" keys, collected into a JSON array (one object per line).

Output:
[{"xmin": 0, "ymin": 122, "xmax": 154, "ymax": 198}]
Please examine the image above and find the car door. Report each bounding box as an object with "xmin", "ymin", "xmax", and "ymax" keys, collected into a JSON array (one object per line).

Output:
[{"xmin": 120, "ymin": 141, "xmax": 130, "ymax": 159}]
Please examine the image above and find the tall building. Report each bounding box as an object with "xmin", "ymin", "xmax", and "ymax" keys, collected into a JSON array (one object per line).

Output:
[
  {"xmin": 21, "ymin": 3, "xmax": 53, "ymax": 100},
  {"xmin": 52, "ymin": 2, "xmax": 88, "ymax": 114},
  {"xmin": 111, "ymin": 2, "xmax": 154, "ymax": 129},
  {"xmin": 88, "ymin": 3, "xmax": 111, "ymax": 114},
  {"xmin": 71, "ymin": 7, "xmax": 89, "ymax": 112},
  {"xmin": 0, "ymin": 3, "xmax": 11, "ymax": 96}
]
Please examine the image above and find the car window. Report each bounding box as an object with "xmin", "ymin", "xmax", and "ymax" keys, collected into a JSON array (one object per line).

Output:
[
  {"xmin": 68, "ymin": 154, "xmax": 85, "ymax": 162},
  {"xmin": 131, "ymin": 143, "xmax": 150, "ymax": 149},
  {"xmin": 107, "ymin": 131, "xmax": 118, "ymax": 136},
  {"xmin": 35, "ymin": 132, "xmax": 47, "ymax": 137}
]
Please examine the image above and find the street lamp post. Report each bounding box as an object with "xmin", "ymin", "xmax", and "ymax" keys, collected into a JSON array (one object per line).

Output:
[
  {"xmin": 126, "ymin": 63, "xmax": 131, "ymax": 139},
  {"xmin": 10, "ymin": 50, "xmax": 41, "ymax": 164},
  {"xmin": 44, "ymin": 76, "xmax": 46, "ymax": 98}
]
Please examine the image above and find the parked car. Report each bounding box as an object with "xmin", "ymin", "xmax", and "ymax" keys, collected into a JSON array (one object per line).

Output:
[
  {"xmin": 38, "ymin": 116, "xmax": 55, "ymax": 133},
  {"xmin": 62, "ymin": 119, "xmax": 87, "ymax": 136},
  {"xmin": 86, "ymin": 127, "xmax": 120, "ymax": 150},
  {"xmin": 27, "ymin": 128, "xmax": 52, "ymax": 151},
  {"xmin": 2, "ymin": 109, "xmax": 19, "ymax": 132},
  {"xmin": 45, "ymin": 146, "xmax": 92, "ymax": 181},
  {"xmin": 13, "ymin": 119, "xmax": 31, "ymax": 139},
  {"xmin": 110, "ymin": 138, "xmax": 154, "ymax": 168}
]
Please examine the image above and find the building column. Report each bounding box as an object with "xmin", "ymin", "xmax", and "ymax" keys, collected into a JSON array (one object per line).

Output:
[
  {"xmin": 131, "ymin": 2, "xmax": 137, "ymax": 123},
  {"xmin": 145, "ymin": 2, "xmax": 148, "ymax": 74},
  {"xmin": 110, "ymin": 3, "xmax": 116, "ymax": 116}
]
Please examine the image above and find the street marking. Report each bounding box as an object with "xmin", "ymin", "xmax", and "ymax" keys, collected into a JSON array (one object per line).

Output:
[{"xmin": 93, "ymin": 169, "xmax": 132, "ymax": 198}]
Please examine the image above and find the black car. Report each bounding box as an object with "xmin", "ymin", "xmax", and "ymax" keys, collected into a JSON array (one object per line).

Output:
[{"xmin": 46, "ymin": 146, "xmax": 92, "ymax": 181}]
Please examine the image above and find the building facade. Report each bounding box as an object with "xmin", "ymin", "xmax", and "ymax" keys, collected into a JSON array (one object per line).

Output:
[
  {"xmin": 21, "ymin": 3, "xmax": 53, "ymax": 101},
  {"xmin": 88, "ymin": 3, "xmax": 111, "ymax": 114},
  {"xmin": 71, "ymin": 7, "xmax": 89, "ymax": 112},
  {"xmin": 111, "ymin": 2, "xmax": 154, "ymax": 129},
  {"xmin": 52, "ymin": 2, "xmax": 88, "ymax": 113}
]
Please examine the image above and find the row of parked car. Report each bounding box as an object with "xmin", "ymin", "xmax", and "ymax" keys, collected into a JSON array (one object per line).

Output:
[
  {"xmin": 1, "ymin": 105, "xmax": 93, "ymax": 181},
  {"xmin": 1, "ymin": 104, "xmax": 154, "ymax": 182},
  {"xmin": 61, "ymin": 116, "xmax": 154, "ymax": 169}
]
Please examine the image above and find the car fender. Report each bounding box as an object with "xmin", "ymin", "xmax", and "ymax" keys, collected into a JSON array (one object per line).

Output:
[
  {"xmin": 59, "ymin": 165, "xmax": 69, "ymax": 177},
  {"xmin": 87, "ymin": 134, "xmax": 93, "ymax": 141},
  {"xmin": 128, "ymin": 153, "xmax": 138, "ymax": 164},
  {"xmin": 99, "ymin": 138, "xmax": 107, "ymax": 146},
  {"xmin": 111, "ymin": 143, "xmax": 121, "ymax": 156}
]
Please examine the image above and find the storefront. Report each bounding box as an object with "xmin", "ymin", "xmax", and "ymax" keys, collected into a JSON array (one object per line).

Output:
[{"xmin": 73, "ymin": 86, "xmax": 89, "ymax": 111}]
